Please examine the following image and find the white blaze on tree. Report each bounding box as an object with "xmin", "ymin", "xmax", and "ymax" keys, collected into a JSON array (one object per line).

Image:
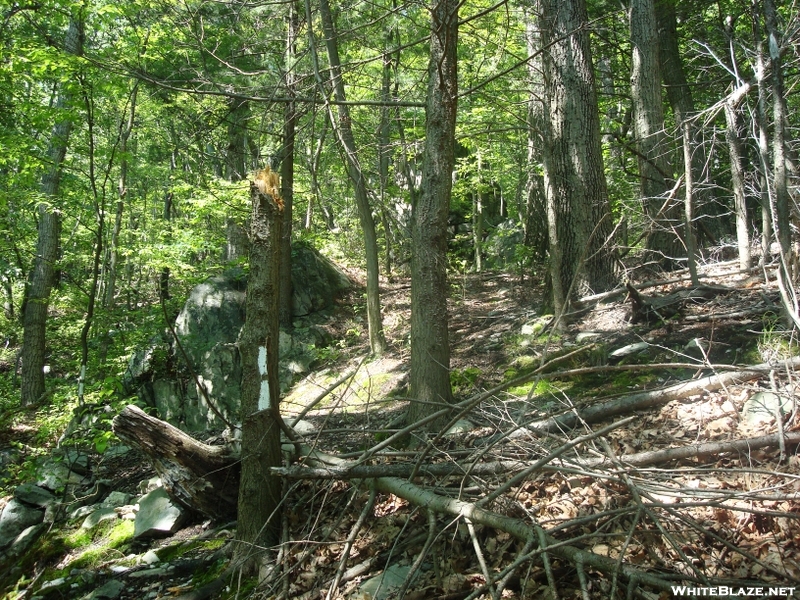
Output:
[{"xmin": 258, "ymin": 345, "xmax": 270, "ymax": 411}]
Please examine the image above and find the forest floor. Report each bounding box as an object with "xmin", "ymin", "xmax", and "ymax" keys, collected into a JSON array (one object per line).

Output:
[{"xmin": 3, "ymin": 256, "xmax": 800, "ymax": 600}]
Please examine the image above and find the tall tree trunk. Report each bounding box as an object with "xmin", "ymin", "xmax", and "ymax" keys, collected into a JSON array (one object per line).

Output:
[
  {"xmin": 752, "ymin": 4, "xmax": 772, "ymax": 265},
  {"xmin": 521, "ymin": 14, "xmax": 547, "ymax": 260},
  {"xmin": 77, "ymin": 81, "xmax": 106, "ymax": 404},
  {"xmin": 378, "ymin": 11, "xmax": 396, "ymax": 278},
  {"xmin": 405, "ymin": 0, "xmax": 458, "ymax": 431},
  {"xmin": 236, "ymin": 170, "xmax": 284, "ymax": 574},
  {"xmin": 21, "ymin": 18, "xmax": 83, "ymax": 406},
  {"xmin": 724, "ymin": 100, "xmax": 751, "ymax": 271},
  {"xmin": 105, "ymin": 84, "xmax": 137, "ymax": 309},
  {"xmin": 279, "ymin": 1, "xmax": 298, "ymax": 328},
  {"xmin": 763, "ymin": 0, "xmax": 792, "ymax": 279},
  {"xmin": 540, "ymin": 0, "xmax": 617, "ymax": 318},
  {"xmin": 225, "ymin": 98, "xmax": 250, "ymax": 183},
  {"xmin": 656, "ymin": 0, "xmax": 717, "ymax": 244},
  {"xmin": 630, "ymin": 0, "xmax": 681, "ymax": 267},
  {"xmin": 682, "ymin": 121, "xmax": 699, "ymax": 285},
  {"xmin": 313, "ymin": 0, "xmax": 387, "ymax": 355}
]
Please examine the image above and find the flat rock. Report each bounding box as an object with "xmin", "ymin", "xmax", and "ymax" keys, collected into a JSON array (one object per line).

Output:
[
  {"xmin": 0, "ymin": 498, "xmax": 44, "ymax": 550},
  {"xmin": 101, "ymin": 492, "xmax": 132, "ymax": 509},
  {"xmin": 445, "ymin": 419, "xmax": 474, "ymax": 436},
  {"xmin": 610, "ymin": 342, "xmax": 649, "ymax": 359},
  {"xmin": 81, "ymin": 508, "xmax": 119, "ymax": 529},
  {"xmin": 134, "ymin": 488, "xmax": 187, "ymax": 539},
  {"xmin": 14, "ymin": 483, "xmax": 56, "ymax": 508},
  {"xmin": 35, "ymin": 459, "xmax": 88, "ymax": 491},
  {"xmin": 360, "ymin": 564, "xmax": 411, "ymax": 600},
  {"xmin": 79, "ymin": 579, "xmax": 124, "ymax": 600},
  {"xmin": 742, "ymin": 391, "xmax": 793, "ymax": 427}
]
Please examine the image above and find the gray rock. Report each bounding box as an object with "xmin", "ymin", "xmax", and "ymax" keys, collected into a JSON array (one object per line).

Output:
[
  {"xmin": 742, "ymin": 391, "xmax": 793, "ymax": 427},
  {"xmin": 521, "ymin": 316, "xmax": 553, "ymax": 336},
  {"xmin": 5, "ymin": 523, "xmax": 46, "ymax": 559},
  {"xmin": 81, "ymin": 508, "xmax": 118, "ymax": 529},
  {"xmin": 101, "ymin": 492, "xmax": 132, "ymax": 509},
  {"xmin": 70, "ymin": 504, "xmax": 100, "ymax": 521},
  {"xmin": 610, "ymin": 342, "xmax": 650, "ymax": 359},
  {"xmin": 139, "ymin": 476, "xmax": 161, "ymax": 495},
  {"xmin": 576, "ymin": 332, "xmax": 602, "ymax": 343},
  {"xmin": 0, "ymin": 498, "xmax": 44, "ymax": 549},
  {"xmin": 35, "ymin": 459, "xmax": 87, "ymax": 491},
  {"xmin": 360, "ymin": 564, "xmax": 412, "ymax": 600},
  {"xmin": 292, "ymin": 419, "xmax": 316, "ymax": 436},
  {"xmin": 134, "ymin": 488, "xmax": 187, "ymax": 539},
  {"xmin": 445, "ymin": 419, "xmax": 475, "ymax": 436},
  {"xmin": 14, "ymin": 483, "xmax": 56, "ymax": 508},
  {"xmin": 79, "ymin": 579, "xmax": 124, "ymax": 600},
  {"xmin": 127, "ymin": 245, "xmax": 353, "ymax": 432}
]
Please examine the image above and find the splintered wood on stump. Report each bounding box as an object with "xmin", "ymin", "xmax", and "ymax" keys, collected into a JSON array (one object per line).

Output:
[
  {"xmin": 112, "ymin": 405, "xmax": 239, "ymax": 521},
  {"xmin": 236, "ymin": 168, "xmax": 285, "ymax": 573}
]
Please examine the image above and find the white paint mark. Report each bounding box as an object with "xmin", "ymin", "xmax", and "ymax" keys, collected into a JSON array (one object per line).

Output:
[
  {"xmin": 258, "ymin": 346, "xmax": 267, "ymax": 375},
  {"xmin": 259, "ymin": 380, "xmax": 271, "ymax": 411},
  {"xmin": 258, "ymin": 346, "xmax": 270, "ymax": 410}
]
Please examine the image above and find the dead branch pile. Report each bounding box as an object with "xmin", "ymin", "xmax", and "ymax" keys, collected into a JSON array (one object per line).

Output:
[{"xmin": 117, "ymin": 354, "xmax": 800, "ymax": 599}]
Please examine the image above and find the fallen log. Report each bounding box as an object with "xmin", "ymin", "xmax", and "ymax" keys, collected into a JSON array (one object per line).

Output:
[
  {"xmin": 112, "ymin": 405, "xmax": 239, "ymax": 521},
  {"xmin": 510, "ymin": 356, "xmax": 800, "ymax": 438}
]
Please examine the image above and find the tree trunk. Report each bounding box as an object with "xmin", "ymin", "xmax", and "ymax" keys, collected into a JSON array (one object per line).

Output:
[
  {"xmin": 752, "ymin": 6, "xmax": 772, "ymax": 265},
  {"xmin": 279, "ymin": 2, "xmax": 298, "ymax": 328},
  {"xmin": 521, "ymin": 14, "xmax": 547, "ymax": 261},
  {"xmin": 21, "ymin": 18, "xmax": 83, "ymax": 406},
  {"xmin": 630, "ymin": 0, "xmax": 681, "ymax": 267},
  {"xmin": 104, "ymin": 84, "xmax": 138, "ymax": 309},
  {"xmin": 112, "ymin": 405, "xmax": 239, "ymax": 521},
  {"xmin": 405, "ymin": 0, "xmax": 458, "ymax": 431},
  {"xmin": 236, "ymin": 170, "xmax": 285, "ymax": 574},
  {"xmin": 724, "ymin": 100, "xmax": 751, "ymax": 271},
  {"xmin": 78, "ymin": 85, "xmax": 105, "ymax": 404},
  {"xmin": 539, "ymin": 0, "xmax": 617, "ymax": 318},
  {"xmin": 315, "ymin": 0, "xmax": 388, "ymax": 356},
  {"xmin": 656, "ymin": 0, "xmax": 718, "ymax": 244},
  {"xmin": 682, "ymin": 121, "xmax": 699, "ymax": 285},
  {"xmin": 763, "ymin": 0, "xmax": 792, "ymax": 279}
]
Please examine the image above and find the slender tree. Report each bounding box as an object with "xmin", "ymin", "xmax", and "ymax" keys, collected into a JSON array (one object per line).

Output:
[
  {"xmin": 21, "ymin": 17, "xmax": 83, "ymax": 405},
  {"xmin": 630, "ymin": 0, "xmax": 681, "ymax": 266},
  {"xmin": 405, "ymin": 0, "xmax": 458, "ymax": 430}
]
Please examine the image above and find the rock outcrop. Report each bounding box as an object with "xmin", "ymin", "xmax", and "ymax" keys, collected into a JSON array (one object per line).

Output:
[{"xmin": 124, "ymin": 243, "xmax": 352, "ymax": 431}]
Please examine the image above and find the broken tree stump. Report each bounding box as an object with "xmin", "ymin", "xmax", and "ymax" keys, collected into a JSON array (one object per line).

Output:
[{"xmin": 112, "ymin": 405, "xmax": 239, "ymax": 521}]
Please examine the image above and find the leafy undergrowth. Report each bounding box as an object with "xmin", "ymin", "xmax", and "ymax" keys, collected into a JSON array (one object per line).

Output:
[{"xmin": 3, "ymin": 258, "xmax": 800, "ymax": 599}]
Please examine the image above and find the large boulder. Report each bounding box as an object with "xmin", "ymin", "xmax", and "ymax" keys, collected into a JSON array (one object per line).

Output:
[{"xmin": 124, "ymin": 244, "xmax": 352, "ymax": 431}]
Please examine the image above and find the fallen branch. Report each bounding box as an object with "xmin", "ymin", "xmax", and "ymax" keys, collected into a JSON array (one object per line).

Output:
[
  {"xmin": 271, "ymin": 430, "xmax": 800, "ymax": 479},
  {"xmin": 583, "ymin": 430, "xmax": 800, "ymax": 468},
  {"xmin": 511, "ymin": 356, "xmax": 800, "ymax": 437},
  {"xmin": 294, "ymin": 445, "xmax": 677, "ymax": 594}
]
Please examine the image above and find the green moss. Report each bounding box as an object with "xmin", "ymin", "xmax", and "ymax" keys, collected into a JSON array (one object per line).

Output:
[
  {"xmin": 62, "ymin": 519, "xmax": 135, "ymax": 570},
  {"xmin": 156, "ymin": 538, "xmax": 226, "ymax": 562}
]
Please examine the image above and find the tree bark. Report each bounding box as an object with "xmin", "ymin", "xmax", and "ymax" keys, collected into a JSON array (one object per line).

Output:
[
  {"xmin": 763, "ymin": 0, "xmax": 792, "ymax": 279},
  {"xmin": 235, "ymin": 171, "xmax": 285, "ymax": 573},
  {"xmin": 405, "ymin": 0, "xmax": 458, "ymax": 431},
  {"xmin": 539, "ymin": 0, "xmax": 617, "ymax": 318},
  {"xmin": 21, "ymin": 17, "xmax": 83, "ymax": 406},
  {"xmin": 315, "ymin": 0, "xmax": 388, "ymax": 356},
  {"xmin": 630, "ymin": 0, "xmax": 681, "ymax": 267},
  {"xmin": 279, "ymin": 2, "xmax": 298, "ymax": 328},
  {"xmin": 112, "ymin": 405, "xmax": 239, "ymax": 521},
  {"xmin": 724, "ymin": 99, "xmax": 751, "ymax": 271}
]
